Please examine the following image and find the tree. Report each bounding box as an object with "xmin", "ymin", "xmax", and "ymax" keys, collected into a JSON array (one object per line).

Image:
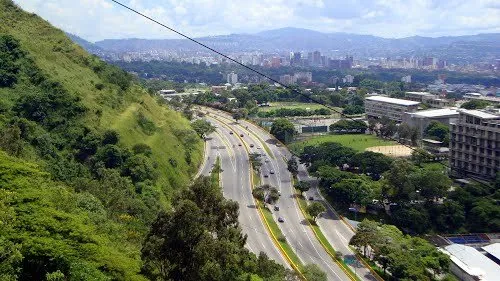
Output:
[
  {"xmin": 349, "ymin": 151, "xmax": 393, "ymax": 177},
  {"xmin": 287, "ymin": 157, "xmax": 298, "ymax": 178},
  {"xmin": 382, "ymin": 159, "xmax": 417, "ymax": 204},
  {"xmin": 350, "ymin": 219, "xmax": 379, "ymax": 257},
  {"xmin": 343, "ymin": 105, "xmax": 364, "ymax": 115},
  {"xmin": 141, "ymin": 177, "xmax": 290, "ymax": 281},
  {"xmin": 191, "ymin": 119, "xmax": 215, "ymax": 139},
  {"xmin": 411, "ymin": 148, "xmax": 433, "ymax": 166},
  {"xmin": 102, "ymin": 129, "xmax": 119, "ymax": 145},
  {"xmin": 410, "ymin": 169, "xmax": 451, "ymax": 201},
  {"xmin": 249, "ymin": 153, "xmax": 262, "ymax": 171},
  {"xmin": 331, "ymin": 178, "xmax": 373, "ymax": 206},
  {"xmin": 270, "ymin": 118, "xmax": 296, "ymax": 144},
  {"xmin": 294, "ymin": 181, "xmax": 311, "ymax": 193},
  {"xmin": 302, "ymin": 264, "xmax": 327, "ymax": 281},
  {"xmin": 329, "ymin": 119, "xmax": 367, "ymax": 134},
  {"xmin": 267, "ymin": 187, "xmax": 280, "ymax": 204},
  {"xmin": 232, "ymin": 108, "xmax": 248, "ymax": 122},
  {"xmin": 461, "ymin": 99, "xmax": 490, "ymax": 109},
  {"xmin": 425, "ymin": 121, "xmax": 450, "ymax": 145},
  {"xmin": 307, "ymin": 202, "xmax": 326, "ymax": 221},
  {"xmin": 397, "ymin": 122, "xmax": 412, "ymax": 141}
]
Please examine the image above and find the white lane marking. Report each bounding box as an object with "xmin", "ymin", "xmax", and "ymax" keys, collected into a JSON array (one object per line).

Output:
[{"xmin": 335, "ymin": 229, "xmax": 349, "ymax": 243}]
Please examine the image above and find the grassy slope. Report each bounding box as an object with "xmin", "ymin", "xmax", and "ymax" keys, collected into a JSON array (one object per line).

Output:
[
  {"xmin": 0, "ymin": 0, "xmax": 202, "ymax": 197},
  {"xmin": 289, "ymin": 134, "xmax": 395, "ymax": 153}
]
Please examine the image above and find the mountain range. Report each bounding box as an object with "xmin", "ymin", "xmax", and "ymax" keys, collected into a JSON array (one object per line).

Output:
[{"xmin": 73, "ymin": 27, "xmax": 500, "ymax": 62}]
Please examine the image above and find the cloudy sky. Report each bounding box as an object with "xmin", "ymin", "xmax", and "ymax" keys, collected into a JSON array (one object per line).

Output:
[{"xmin": 14, "ymin": 0, "xmax": 500, "ymax": 42}]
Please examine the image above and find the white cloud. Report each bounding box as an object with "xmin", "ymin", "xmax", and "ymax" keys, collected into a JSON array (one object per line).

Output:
[{"xmin": 12, "ymin": 0, "xmax": 500, "ymax": 41}]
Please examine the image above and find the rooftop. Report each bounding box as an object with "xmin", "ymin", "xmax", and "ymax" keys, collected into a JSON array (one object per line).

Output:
[
  {"xmin": 460, "ymin": 109, "xmax": 500, "ymax": 119},
  {"xmin": 482, "ymin": 243, "xmax": 500, "ymax": 261},
  {"xmin": 442, "ymin": 244, "xmax": 500, "ymax": 281},
  {"xmin": 408, "ymin": 108, "xmax": 459, "ymax": 118},
  {"xmin": 366, "ymin": 95, "xmax": 420, "ymax": 106},
  {"xmin": 406, "ymin": 91, "xmax": 433, "ymax": 96}
]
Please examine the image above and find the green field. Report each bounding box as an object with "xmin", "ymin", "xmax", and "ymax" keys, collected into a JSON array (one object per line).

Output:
[
  {"xmin": 289, "ymin": 134, "xmax": 396, "ymax": 153},
  {"xmin": 259, "ymin": 102, "xmax": 334, "ymax": 112}
]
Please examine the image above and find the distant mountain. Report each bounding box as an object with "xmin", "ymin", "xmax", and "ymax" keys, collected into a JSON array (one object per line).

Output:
[
  {"xmin": 66, "ymin": 33, "xmax": 104, "ymax": 54},
  {"xmin": 86, "ymin": 27, "xmax": 500, "ymax": 62}
]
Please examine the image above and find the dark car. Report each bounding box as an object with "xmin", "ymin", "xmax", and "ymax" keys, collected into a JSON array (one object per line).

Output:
[
  {"xmin": 274, "ymin": 206, "xmax": 280, "ymax": 211},
  {"xmin": 250, "ymin": 144, "xmax": 254, "ymax": 148},
  {"xmin": 278, "ymin": 217, "xmax": 285, "ymax": 223},
  {"xmin": 308, "ymin": 196, "xmax": 314, "ymax": 201},
  {"xmin": 264, "ymin": 174, "xmax": 269, "ymax": 178},
  {"xmin": 240, "ymin": 134, "xmax": 244, "ymax": 137},
  {"xmin": 229, "ymin": 131, "xmax": 233, "ymax": 135},
  {"xmin": 238, "ymin": 143, "xmax": 242, "ymax": 146}
]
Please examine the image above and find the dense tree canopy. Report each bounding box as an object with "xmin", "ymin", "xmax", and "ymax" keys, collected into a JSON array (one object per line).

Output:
[
  {"xmin": 270, "ymin": 118, "xmax": 296, "ymax": 144},
  {"xmin": 141, "ymin": 177, "xmax": 293, "ymax": 281}
]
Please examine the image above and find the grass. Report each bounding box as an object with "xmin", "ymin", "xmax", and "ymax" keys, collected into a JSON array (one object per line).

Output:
[
  {"xmin": 259, "ymin": 102, "xmax": 338, "ymax": 112},
  {"xmin": 252, "ymin": 170, "xmax": 261, "ymax": 187},
  {"xmin": 0, "ymin": 1, "xmax": 203, "ymax": 199},
  {"xmin": 290, "ymin": 134, "xmax": 396, "ymax": 153},
  {"xmin": 211, "ymin": 157, "xmax": 221, "ymax": 187}
]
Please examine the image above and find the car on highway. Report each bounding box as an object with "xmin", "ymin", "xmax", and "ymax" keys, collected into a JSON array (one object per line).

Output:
[
  {"xmin": 308, "ymin": 196, "xmax": 314, "ymax": 201},
  {"xmin": 270, "ymin": 169, "xmax": 275, "ymax": 174},
  {"xmin": 238, "ymin": 143, "xmax": 242, "ymax": 146},
  {"xmin": 264, "ymin": 159, "xmax": 269, "ymax": 163},
  {"xmin": 263, "ymin": 174, "xmax": 269, "ymax": 178},
  {"xmin": 274, "ymin": 206, "xmax": 280, "ymax": 211},
  {"xmin": 229, "ymin": 131, "xmax": 233, "ymax": 135},
  {"xmin": 278, "ymin": 217, "xmax": 285, "ymax": 223},
  {"xmin": 240, "ymin": 134, "xmax": 244, "ymax": 137},
  {"xmin": 250, "ymin": 144, "xmax": 254, "ymax": 148}
]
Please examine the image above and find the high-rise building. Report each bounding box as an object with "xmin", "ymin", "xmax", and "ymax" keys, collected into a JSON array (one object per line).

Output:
[
  {"xmin": 294, "ymin": 72, "xmax": 312, "ymax": 83},
  {"xmin": 343, "ymin": 75, "xmax": 354, "ymax": 84},
  {"xmin": 227, "ymin": 72, "xmax": 238, "ymax": 85},
  {"xmin": 312, "ymin": 51, "xmax": 321, "ymax": 66},
  {"xmin": 401, "ymin": 75, "xmax": 412, "ymax": 83},
  {"xmin": 290, "ymin": 52, "xmax": 302, "ymax": 66},
  {"xmin": 449, "ymin": 109, "xmax": 500, "ymax": 180},
  {"xmin": 271, "ymin": 57, "xmax": 281, "ymax": 68},
  {"xmin": 279, "ymin": 74, "xmax": 297, "ymax": 85}
]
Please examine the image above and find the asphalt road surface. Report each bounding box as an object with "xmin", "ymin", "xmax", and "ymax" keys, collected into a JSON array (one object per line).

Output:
[
  {"xmin": 199, "ymin": 116, "xmax": 289, "ymax": 268},
  {"xmin": 201, "ymin": 109, "xmax": 357, "ymax": 281}
]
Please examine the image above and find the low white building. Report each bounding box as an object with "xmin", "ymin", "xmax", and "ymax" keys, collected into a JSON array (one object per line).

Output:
[
  {"xmin": 441, "ymin": 244, "xmax": 500, "ymax": 281},
  {"xmin": 365, "ymin": 95, "xmax": 420, "ymax": 121}
]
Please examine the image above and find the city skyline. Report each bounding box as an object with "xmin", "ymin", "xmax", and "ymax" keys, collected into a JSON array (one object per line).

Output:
[{"xmin": 15, "ymin": 0, "xmax": 500, "ymax": 42}]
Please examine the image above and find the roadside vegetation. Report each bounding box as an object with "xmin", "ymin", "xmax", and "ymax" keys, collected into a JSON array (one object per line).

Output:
[{"xmin": 0, "ymin": 1, "xmax": 203, "ymax": 279}]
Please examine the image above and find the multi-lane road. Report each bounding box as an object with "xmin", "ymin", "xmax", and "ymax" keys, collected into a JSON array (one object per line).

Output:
[{"xmin": 197, "ymin": 107, "xmax": 376, "ymax": 281}]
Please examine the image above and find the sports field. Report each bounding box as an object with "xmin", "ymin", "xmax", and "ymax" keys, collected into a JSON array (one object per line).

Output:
[
  {"xmin": 289, "ymin": 134, "xmax": 396, "ymax": 153},
  {"xmin": 259, "ymin": 102, "xmax": 337, "ymax": 112}
]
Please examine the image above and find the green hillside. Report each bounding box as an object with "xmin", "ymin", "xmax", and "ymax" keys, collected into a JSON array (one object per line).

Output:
[{"xmin": 0, "ymin": 0, "xmax": 203, "ymax": 279}]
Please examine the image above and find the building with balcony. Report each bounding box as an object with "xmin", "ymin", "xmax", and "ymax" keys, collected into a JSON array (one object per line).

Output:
[
  {"xmin": 365, "ymin": 96, "xmax": 420, "ymax": 121},
  {"xmin": 450, "ymin": 109, "xmax": 500, "ymax": 180}
]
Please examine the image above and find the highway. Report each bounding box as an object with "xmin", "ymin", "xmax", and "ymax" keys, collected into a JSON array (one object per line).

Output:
[
  {"xmin": 201, "ymin": 108, "xmax": 359, "ymax": 281},
  {"xmin": 199, "ymin": 116, "xmax": 289, "ymax": 268}
]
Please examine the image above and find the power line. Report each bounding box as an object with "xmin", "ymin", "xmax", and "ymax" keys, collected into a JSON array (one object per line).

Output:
[{"xmin": 109, "ymin": 0, "xmax": 491, "ymax": 189}]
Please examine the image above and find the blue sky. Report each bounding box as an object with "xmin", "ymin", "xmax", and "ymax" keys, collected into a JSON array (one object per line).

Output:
[{"xmin": 14, "ymin": 0, "xmax": 500, "ymax": 42}]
